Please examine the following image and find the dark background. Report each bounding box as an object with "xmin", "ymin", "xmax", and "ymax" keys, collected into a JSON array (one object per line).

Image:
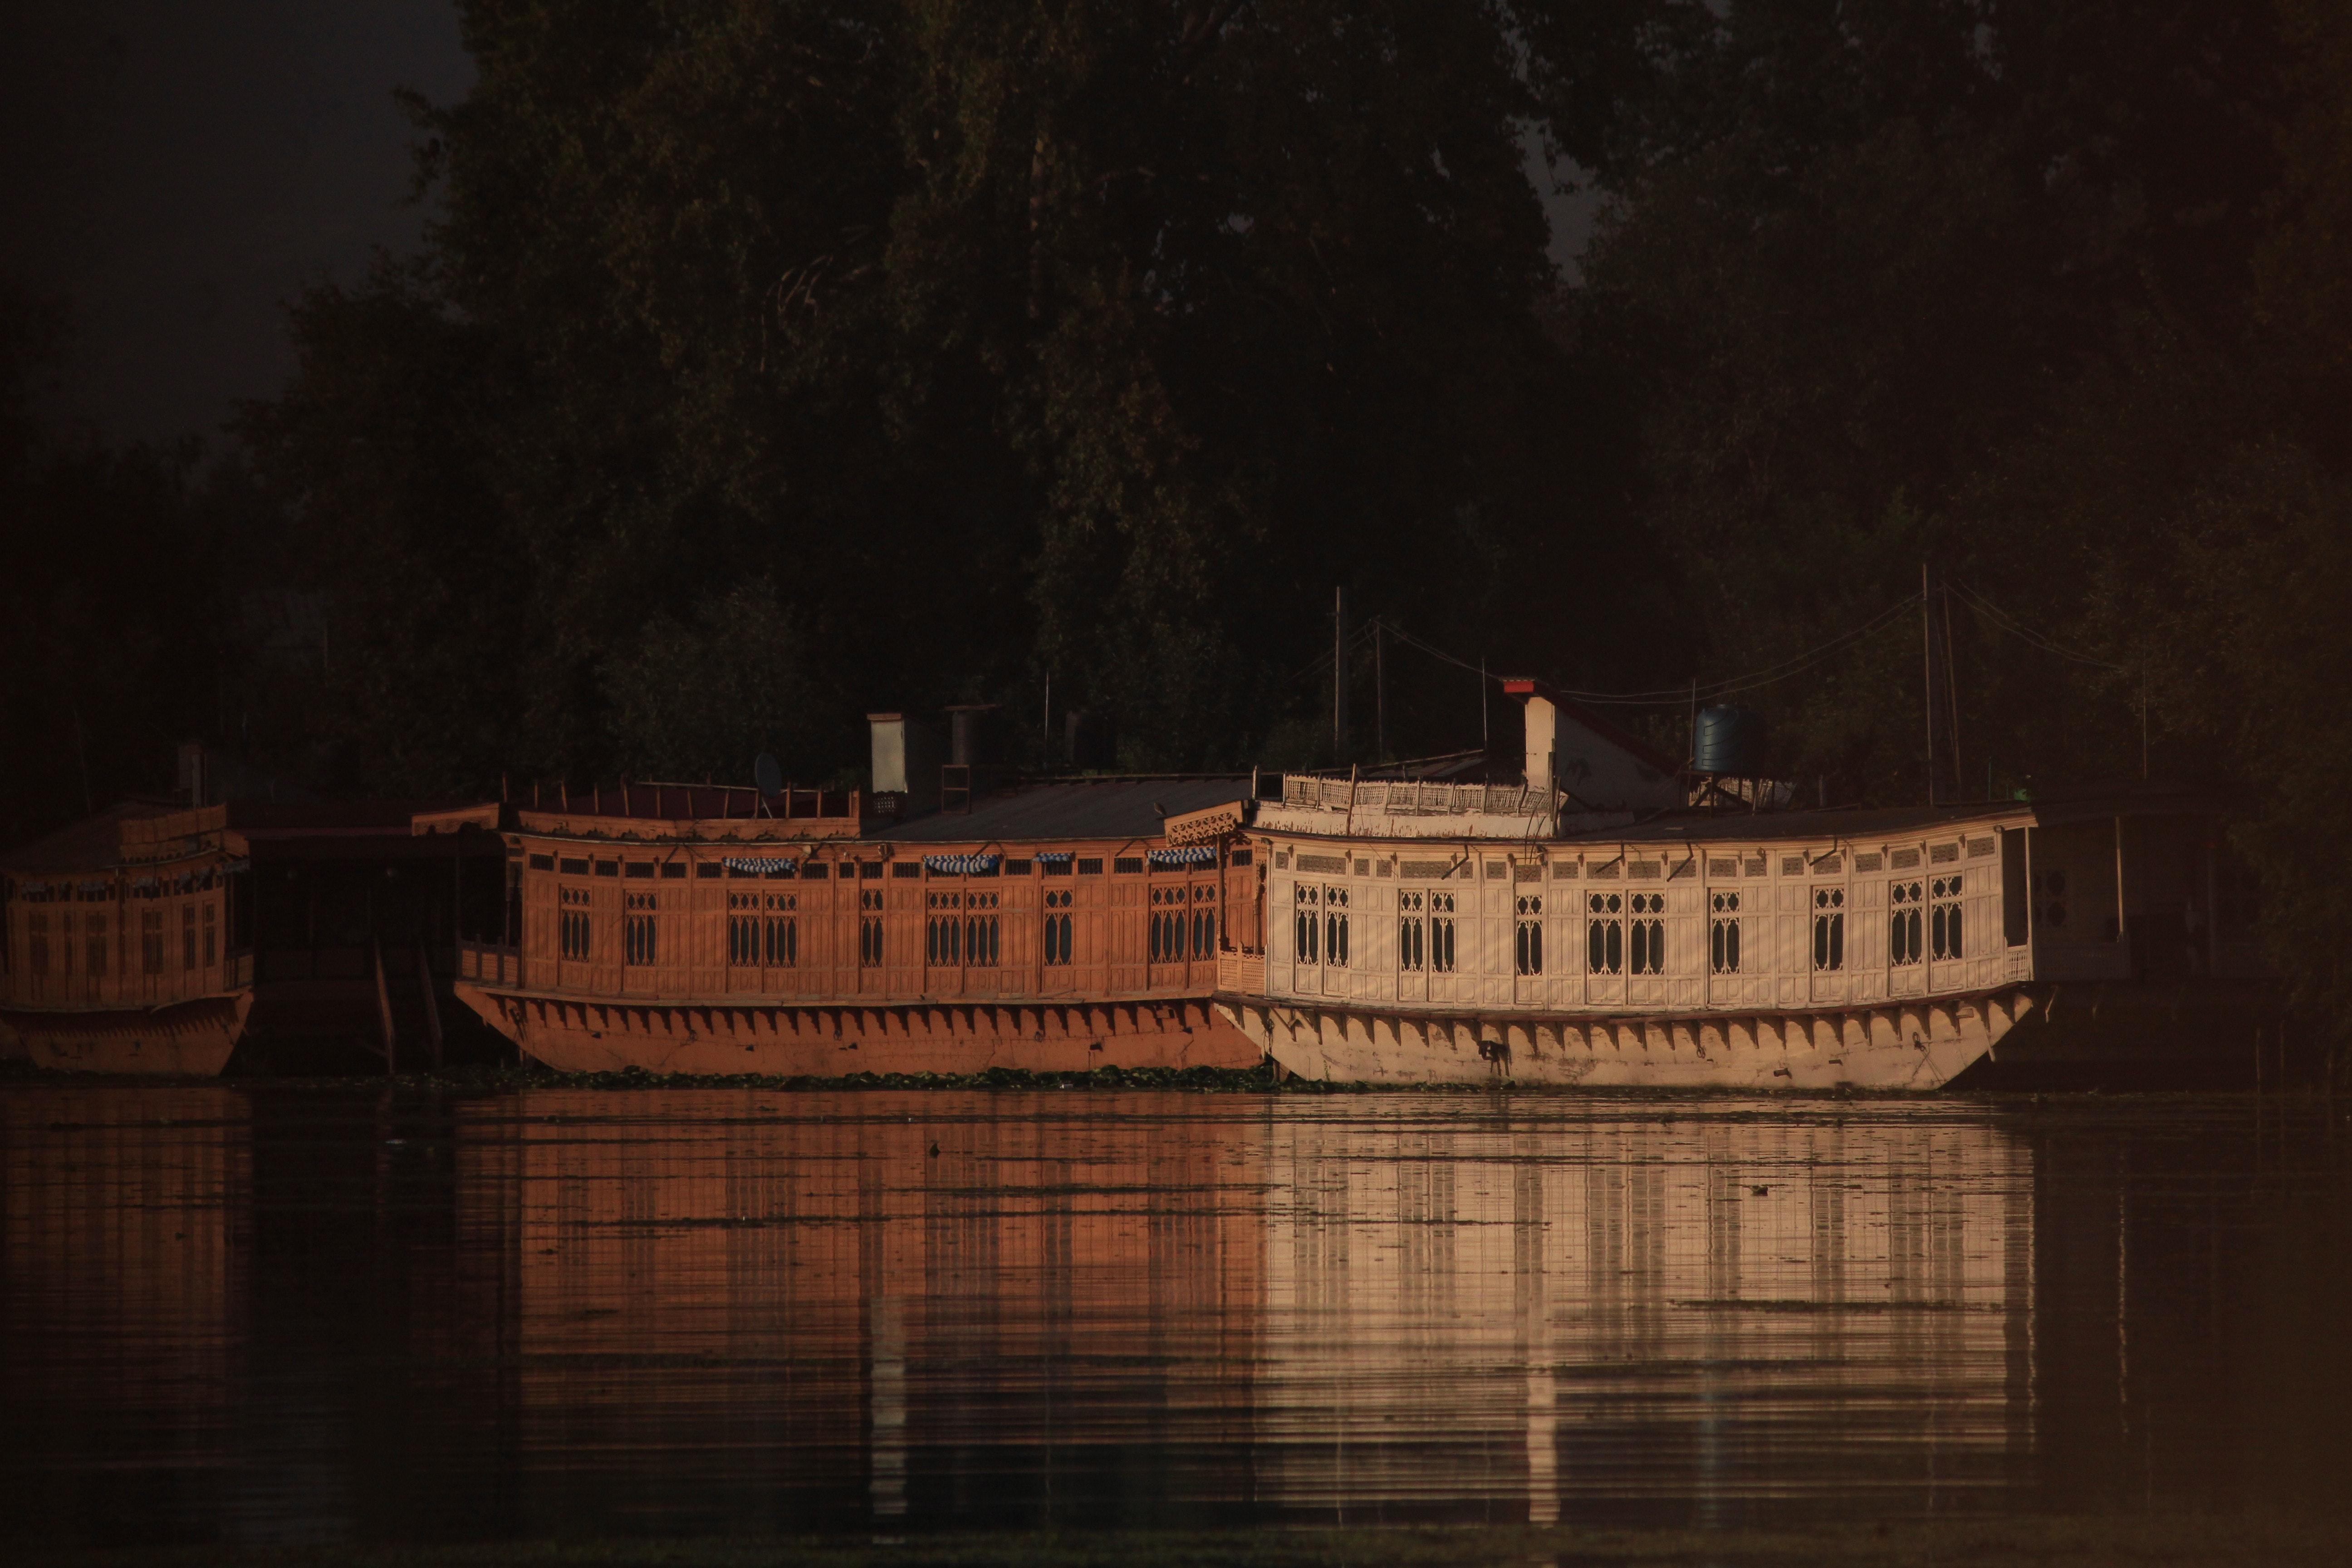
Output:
[{"xmin": 5, "ymin": 1, "xmax": 2349, "ymax": 1034}]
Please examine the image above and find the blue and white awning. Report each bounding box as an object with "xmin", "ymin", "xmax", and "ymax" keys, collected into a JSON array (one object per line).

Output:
[
  {"xmin": 1148, "ymin": 845, "xmax": 1217, "ymax": 867},
  {"xmin": 722, "ymin": 856, "xmax": 798, "ymax": 875},
  {"xmin": 922, "ymin": 853, "xmax": 1000, "ymax": 875}
]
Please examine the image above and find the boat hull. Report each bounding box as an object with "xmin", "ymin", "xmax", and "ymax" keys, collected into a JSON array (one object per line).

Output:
[
  {"xmin": 455, "ymin": 984, "xmax": 1262, "ymax": 1076},
  {"xmin": 1218, "ymin": 988, "xmax": 2036, "ymax": 1089},
  {"xmin": 0, "ymin": 993, "xmax": 252, "ymax": 1076}
]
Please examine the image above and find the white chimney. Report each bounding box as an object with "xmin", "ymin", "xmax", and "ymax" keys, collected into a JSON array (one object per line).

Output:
[
  {"xmin": 1520, "ymin": 690, "xmax": 1558, "ymax": 793},
  {"xmin": 867, "ymin": 712, "xmax": 942, "ymax": 810}
]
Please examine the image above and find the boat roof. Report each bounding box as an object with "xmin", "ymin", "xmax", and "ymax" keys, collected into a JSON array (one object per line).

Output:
[
  {"xmin": 1, "ymin": 801, "xmax": 177, "ymax": 874},
  {"xmin": 1552, "ymin": 801, "xmax": 2032, "ymax": 846},
  {"xmin": 876, "ymin": 778, "xmax": 1253, "ymax": 845}
]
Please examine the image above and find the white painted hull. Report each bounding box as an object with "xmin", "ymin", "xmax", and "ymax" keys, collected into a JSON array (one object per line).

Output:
[{"xmin": 1217, "ymin": 987, "xmax": 2035, "ymax": 1090}]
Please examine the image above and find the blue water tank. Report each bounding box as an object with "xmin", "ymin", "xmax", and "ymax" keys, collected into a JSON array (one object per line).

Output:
[{"xmin": 1692, "ymin": 706, "xmax": 1766, "ymax": 776}]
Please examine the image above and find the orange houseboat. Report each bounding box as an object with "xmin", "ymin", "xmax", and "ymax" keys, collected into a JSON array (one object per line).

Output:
[
  {"xmin": 1, "ymin": 797, "xmax": 507, "ymax": 1074},
  {"xmin": 434, "ymin": 764, "xmax": 1265, "ymax": 1075}
]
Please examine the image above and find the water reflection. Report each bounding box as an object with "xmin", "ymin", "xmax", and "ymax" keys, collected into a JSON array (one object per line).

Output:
[{"xmin": 2, "ymin": 1087, "xmax": 2346, "ymax": 1544}]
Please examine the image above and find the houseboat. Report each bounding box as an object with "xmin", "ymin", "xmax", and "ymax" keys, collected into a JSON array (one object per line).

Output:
[
  {"xmin": 437, "ymin": 716, "xmax": 1264, "ymax": 1074},
  {"xmin": 1207, "ymin": 682, "xmax": 2266, "ymax": 1088},
  {"xmin": 0, "ymin": 790, "xmax": 508, "ymax": 1074}
]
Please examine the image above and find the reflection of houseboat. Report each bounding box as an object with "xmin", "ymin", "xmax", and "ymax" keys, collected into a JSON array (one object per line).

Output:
[
  {"xmin": 1256, "ymin": 1100, "xmax": 2034, "ymax": 1519},
  {"xmin": 0, "ymin": 795, "xmax": 507, "ymax": 1074},
  {"xmin": 1211, "ymin": 683, "xmax": 2266, "ymax": 1088},
  {"xmin": 439, "ymin": 716, "xmax": 1263, "ymax": 1073}
]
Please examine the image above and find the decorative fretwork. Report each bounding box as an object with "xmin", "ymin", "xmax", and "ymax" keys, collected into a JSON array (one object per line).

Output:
[
  {"xmin": 1812, "ymin": 886, "xmax": 1845, "ymax": 971},
  {"xmin": 1710, "ymin": 890, "xmax": 1740, "ymax": 974},
  {"xmin": 1890, "ymin": 880, "xmax": 1924, "ymax": 965},
  {"xmin": 1629, "ymin": 892, "xmax": 1665, "ymax": 975}
]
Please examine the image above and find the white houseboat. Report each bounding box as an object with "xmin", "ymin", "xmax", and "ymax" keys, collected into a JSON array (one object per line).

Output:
[{"xmin": 1207, "ymin": 683, "xmax": 2264, "ymax": 1089}]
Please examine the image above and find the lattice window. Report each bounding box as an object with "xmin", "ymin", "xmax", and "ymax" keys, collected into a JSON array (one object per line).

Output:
[
  {"xmin": 1891, "ymin": 847, "xmax": 1922, "ymax": 870},
  {"xmin": 86, "ymin": 913, "xmax": 106, "ymax": 976},
  {"xmin": 1890, "ymin": 880, "xmax": 1924, "ymax": 965},
  {"xmin": 1323, "ymin": 885, "xmax": 1351, "ymax": 968},
  {"xmin": 1853, "ymin": 852, "xmax": 1882, "ymax": 872},
  {"xmin": 1430, "ymin": 892, "xmax": 1457, "ymax": 972},
  {"xmin": 1398, "ymin": 890, "xmax": 1426, "ymax": 971},
  {"xmin": 1706, "ymin": 856, "xmax": 1739, "ymax": 877},
  {"xmin": 2033, "ymin": 867, "xmax": 2068, "ymax": 932},
  {"xmin": 1931, "ymin": 874, "xmax": 1964, "ymax": 959},
  {"xmin": 1589, "ymin": 861, "xmax": 1622, "ymax": 881},
  {"xmin": 1967, "ymin": 837, "xmax": 1995, "ymax": 858},
  {"xmin": 181, "ymin": 904, "xmax": 196, "ymax": 970},
  {"xmin": 1629, "ymin": 892, "xmax": 1665, "ymax": 974},
  {"xmin": 202, "ymin": 902, "xmax": 215, "ymax": 965},
  {"xmin": 1710, "ymin": 891, "xmax": 1740, "ymax": 974},
  {"xmin": 1514, "ymin": 894, "xmax": 1544, "ymax": 975},
  {"xmin": 1587, "ymin": 892, "xmax": 1624, "ymax": 975},
  {"xmin": 1192, "ymin": 884, "xmax": 1219, "ymax": 958},
  {"xmin": 1044, "ymin": 890, "xmax": 1074, "ymax": 965},
  {"xmin": 1780, "ymin": 855, "xmax": 1805, "ymax": 876},
  {"xmin": 858, "ymin": 888, "xmax": 884, "ymax": 966},
  {"xmin": 1930, "ymin": 842, "xmax": 1960, "ymax": 865},
  {"xmin": 624, "ymin": 892, "xmax": 658, "ymax": 965},
  {"xmin": 1148, "ymin": 883, "xmax": 1198, "ymax": 963},
  {"xmin": 1293, "ymin": 884, "xmax": 1320, "ymax": 964},
  {"xmin": 1744, "ymin": 855, "xmax": 1768, "ymax": 877},
  {"xmin": 1812, "ymin": 887, "xmax": 1845, "ymax": 971},
  {"xmin": 559, "ymin": 887, "xmax": 591, "ymax": 959}
]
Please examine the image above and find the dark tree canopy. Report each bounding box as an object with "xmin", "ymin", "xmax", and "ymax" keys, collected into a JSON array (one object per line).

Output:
[{"xmin": 11, "ymin": 0, "xmax": 2352, "ymax": 1040}]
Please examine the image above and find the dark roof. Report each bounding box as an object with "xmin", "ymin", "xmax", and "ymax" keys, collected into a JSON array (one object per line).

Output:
[
  {"xmin": 1553, "ymin": 801, "xmax": 2033, "ymax": 846},
  {"xmin": 874, "ymin": 778, "xmax": 1252, "ymax": 844},
  {"xmin": 2, "ymin": 801, "xmax": 174, "ymax": 874}
]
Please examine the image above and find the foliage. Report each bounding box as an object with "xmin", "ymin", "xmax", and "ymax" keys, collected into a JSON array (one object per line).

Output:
[{"xmin": 603, "ymin": 577, "xmax": 828, "ymax": 783}]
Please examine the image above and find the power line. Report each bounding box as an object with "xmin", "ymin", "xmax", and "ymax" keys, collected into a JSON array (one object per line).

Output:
[
  {"xmin": 1950, "ymin": 581, "xmax": 2128, "ymax": 671},
  {"xmin": 1376, "ymin": 592, "xmax": 1925, "ymax": 707}
]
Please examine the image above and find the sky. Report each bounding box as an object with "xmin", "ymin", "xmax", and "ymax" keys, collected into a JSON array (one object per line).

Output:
[
  {"xmin": 0, "ymin": 1, "xmax": 473, "ymax": 444},
  {"xmin": 2, "ymin": 3, "xmax": 1590, "ymax": 447}
]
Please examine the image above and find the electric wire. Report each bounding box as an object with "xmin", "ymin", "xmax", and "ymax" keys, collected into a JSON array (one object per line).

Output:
[
  {"xmin": 1375, "ymin": 592, "xmax": 1924, "ymax": 706},
  {"xmin": 1951, "ymin": 580, "xmax": 2128, "ymax": 671}
]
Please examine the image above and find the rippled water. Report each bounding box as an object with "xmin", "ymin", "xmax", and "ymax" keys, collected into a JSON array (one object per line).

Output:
[{"xmin": 3, "ymin": 1085, "xmax": 2347, "ymax": 1545}]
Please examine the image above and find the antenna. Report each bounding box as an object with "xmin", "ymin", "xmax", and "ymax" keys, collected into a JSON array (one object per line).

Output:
[
  {"xmin": 1333, "ymin": 585, "xmax": 1350, "ymax": 761},
  {"xmin": 1921, "ymin": 563, "xmax": 1936, "ymax": 806}
]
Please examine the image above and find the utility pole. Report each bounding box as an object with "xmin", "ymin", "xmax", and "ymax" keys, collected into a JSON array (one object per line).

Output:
[
  {"xmin": 1942, "ymin": 578, "xmax": 1964, "ymax": 797},
  {"xmin": 1333, "ymin": 585, "xmax": 1349, "ymax": 761},
  {"xmin": 1922, "ymin": 563, "xmax": 1936, "ymax": 807}
]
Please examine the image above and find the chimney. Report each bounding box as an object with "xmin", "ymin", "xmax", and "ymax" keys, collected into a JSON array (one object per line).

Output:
[
  {"xmin": 867, "ymin": 712, "xmax": 942, "ymax": 813},
  {"xmin": 178, "ymin": 741, "xmax": 207, "ymax": 808},
  {"xmin": 1518, "ymin": 688, "xmax": 1558, "ymax": 794}
]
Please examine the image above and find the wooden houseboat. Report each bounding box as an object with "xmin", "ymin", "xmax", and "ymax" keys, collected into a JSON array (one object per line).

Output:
[
  {"xmin": 0, "ymin": 796, "xmax": 509, "ymax": 1074},
  {"xmin": 441, "ymin": 725, "xmax": 1265, "ymax": 1073},
  {"xmin": 1209, "ymin": 683, "xmax": 2267, "ymax": 1089}
]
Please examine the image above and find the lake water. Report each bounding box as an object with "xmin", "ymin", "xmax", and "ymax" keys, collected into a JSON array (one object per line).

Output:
[{"xmin": 3, "ymin": 1085, "xmax": 2347, "ymax": 1547}]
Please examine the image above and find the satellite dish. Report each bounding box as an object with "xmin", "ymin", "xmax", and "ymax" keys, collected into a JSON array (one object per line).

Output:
[{"xmin": 754, "ymin": 753, "xmax": 783, "ymax": 797}]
